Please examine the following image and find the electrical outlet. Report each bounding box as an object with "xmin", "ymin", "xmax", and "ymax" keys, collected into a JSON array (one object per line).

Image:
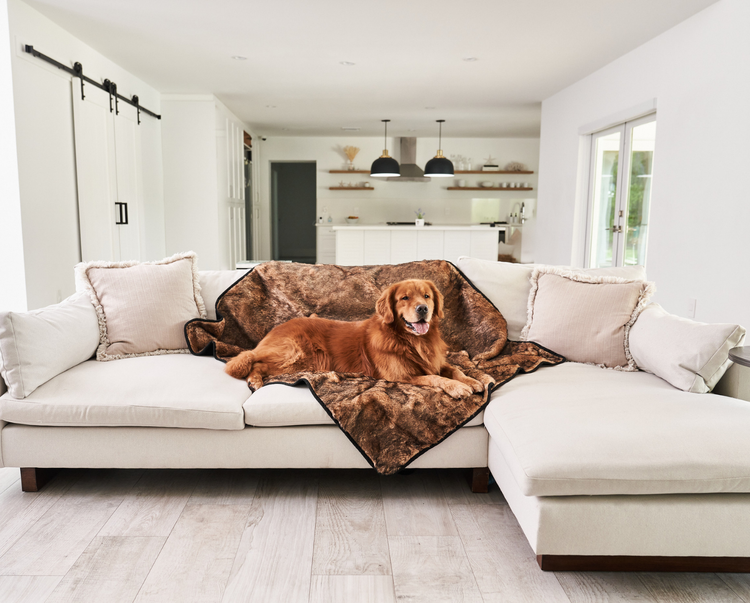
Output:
[{"xmin": 687, "ymin": 298, "xmax": 697, "ymax": 319}]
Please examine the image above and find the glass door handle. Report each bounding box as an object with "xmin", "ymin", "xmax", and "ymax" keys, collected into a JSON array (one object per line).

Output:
[{"xmin": 605, "ymin": 226, "xmax": 622, "ymax": 233}]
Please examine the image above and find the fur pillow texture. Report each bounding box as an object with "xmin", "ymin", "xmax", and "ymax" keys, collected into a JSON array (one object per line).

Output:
[
  {"xmin": 0, "ymin": 292, "xmax": 99, "ymax": 398},
  {"xmin": 75, "ymin": 252, "xmax": 206, "ymax": 361},
  {"xmin": 455, "ymin": 256, "xmax": 646, "ymax": 340},
  {"xmin": 521, "ymin": 266, "xmax": 655, "ymax": 370},
  {"xmin": 630, "ymin": 303, "xmax": 746, "ymax": 392}
]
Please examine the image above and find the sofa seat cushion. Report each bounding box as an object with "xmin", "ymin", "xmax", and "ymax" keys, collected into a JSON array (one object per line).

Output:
[
  {"xmin": 485, "ymin": 363, "xmax": 750, "ymax": 496},
  {"xmin": 244, "ymin": 383, "xmax": 484, "ymax": 428},
  {"xmin": 0, "ymin": 355, "xmax": 250, "ymax": 430}
]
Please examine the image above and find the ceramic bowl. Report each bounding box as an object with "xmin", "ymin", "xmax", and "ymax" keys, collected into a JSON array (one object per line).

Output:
[
  {"xmin": 347, "ymin": 217, "xmax": 359, "ymax": 224},
  {"xmin": 479, "ymin": 181, "xmax": 494, "ymax": 188}
]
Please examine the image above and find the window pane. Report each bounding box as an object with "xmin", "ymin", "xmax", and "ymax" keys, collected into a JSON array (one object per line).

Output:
[
  {"xmin": 624, "ymin": 121, "xmax": 656, "ymax": 266},
  {"xmin": 588, "ymin": 131, "xmax": 620, "ymax": 268}
]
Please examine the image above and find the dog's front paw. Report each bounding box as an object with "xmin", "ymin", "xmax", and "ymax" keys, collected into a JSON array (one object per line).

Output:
[
  {"xmin": 443, "ymin": 380, "xmax": 473, "ymax": 399},
  {"xmin": 466, "ymin": 377, "xmax": 484, "ymax": 393}
]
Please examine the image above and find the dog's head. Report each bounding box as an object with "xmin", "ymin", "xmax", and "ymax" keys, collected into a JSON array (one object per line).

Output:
[{"xmin": 375, "ymin": 279, "xmax": 444, "ymax": 336}]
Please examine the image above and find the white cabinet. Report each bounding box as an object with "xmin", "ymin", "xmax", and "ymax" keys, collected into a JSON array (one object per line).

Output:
[
  {"xmin": 417, "ymin": 231, "xmax": 444, "ymax": 260},
  {"xmin": 390, "ymin": 230, "xmax": 418, "ymax": 264},
  {"xmin": 364, "ymin": 230, "xmax": 391, "ymax": 265},
  {"xmin": 333, "ymin": 227, "xmax": 499, "ymax": 265},
  {"xmin": 316, "ymin": 226, "xmax": 336, "ymax": 263},
  {"xmin": 336, "ymin": 229, "xmax": 364, "ymax": 266},
  {"xmin": 72, "ymin": 85, "xmax": 143, "ymax": 262}
]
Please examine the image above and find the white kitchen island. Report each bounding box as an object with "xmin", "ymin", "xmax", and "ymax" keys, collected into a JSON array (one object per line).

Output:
[{"xmin": 331, "ymin": 224, "xmax": 507, "ymax": 266}]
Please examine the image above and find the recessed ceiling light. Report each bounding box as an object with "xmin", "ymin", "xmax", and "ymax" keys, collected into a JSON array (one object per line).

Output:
[
  {"xmin": 231, "ymin": 55, "xmax": 247, "ymax": 61},
  {"xmin": 341, "ymin": 127, "xmax": 361, "ymax": 131},
  {"xmin": 266, "ymin": 105, "xmax": 276, "ymax": 108},
  {"xmin": 339, "ymin": 61, "xmax": 356, "ymax": 66},
  {"xmin": 462, "ymin": 57, "xmax": 478, "ymax": 62}
]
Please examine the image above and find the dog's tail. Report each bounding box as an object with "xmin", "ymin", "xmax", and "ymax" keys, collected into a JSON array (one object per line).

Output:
[{"xmin": 224, "ymin": 350, "xmax": 256, "ymax": 380}]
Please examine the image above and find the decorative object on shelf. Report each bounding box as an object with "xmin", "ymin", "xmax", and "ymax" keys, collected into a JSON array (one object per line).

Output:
[
  {"xmin": 456, "ymin": 178, "xmax": 466, "ymax": 187},
  {"xmin": 482, "ymin": 155, "xmax": 499, "ymax": 171},
  {"xmin": 505, "ymin": 161, "xmax": 527, "ymax": 172},
  {"xmin": 414, "ymin": 208, "xmax": 426, "ymax": 227},
  {"xmin": 424, "ymin": 120, "xmax": 455, "ymax": 177},
  {"xmin": 343, "ymin": 145, "xmax": 360, "ymax": 170},
  {"xmin": 479, "ymin": 181, "xmax": 494, "ymax": 188},
  {"xmin": 370, "ymin": 120, "xmax": 400, "ymax": 177},
  {"xmin": 363, "ymin": 182, "xmax": 372, "ymax": 188},
  {"xmin": 347, "ymin": 216, "xmax": 359, "ymax": 224}
]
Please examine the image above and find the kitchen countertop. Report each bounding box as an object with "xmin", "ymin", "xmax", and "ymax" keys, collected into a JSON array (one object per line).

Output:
[{"xmin": 326, "ymin": 223, "xmax": 521, "ymax": 230}]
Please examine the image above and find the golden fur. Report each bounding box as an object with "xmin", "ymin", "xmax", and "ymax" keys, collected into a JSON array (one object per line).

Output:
[{"xmin": 224, "ymin": 279, "xmax": 483, "ymax": 398}]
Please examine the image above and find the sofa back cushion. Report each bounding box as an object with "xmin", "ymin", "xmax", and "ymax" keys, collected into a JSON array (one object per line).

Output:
[
  {"xmin": 455, "ymin": 256, "xmax": 646, "ymax": 340},
  {"xmin": 198, "ymin": 270, "xmax": 250, "ymax": 320},
  {"xmin": 630, "ymin": 303, "xmax": 746, "ymax": 392},
  {"xmin": 76, "ymin": 252, "xmax": 206, "ymax": 361},
  {"xmin": 521, "ymin": 267, "xmax": 655, "ymax": 369},
  {"xmin": 0, "ymin": 292, "xmax": 99, "ymax": 398}
]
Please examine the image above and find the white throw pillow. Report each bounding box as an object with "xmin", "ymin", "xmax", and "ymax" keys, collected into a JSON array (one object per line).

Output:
[
  {"xmin": 0, "ymin": 292, "xmax": 99, "ymax": 398},
  {"xmin": 455, "ymin": 256, "xmax": 646, "ymax": 340},
  {"xmin": 521, "ymin": 266, "xmax": 655, "ymax": 370},
  {"xmin": 75, "ymin": 252, "xmax": 206, "ymax": 361},
  {"xmin": 630, "ymin": 303, "xmax": 746, "ymax": 393},
  {"xmin": 198, "ymin": 270, "xmax": 250, "ymax": 320}
]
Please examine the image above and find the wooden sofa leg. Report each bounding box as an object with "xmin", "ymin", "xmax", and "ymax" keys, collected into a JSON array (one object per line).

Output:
[
  {"xmin": 20, "ymin": 468, "xmax": 56, "ymax": 492},
  {"xmin": 470, "ymin": 467, "xmax": 490, "ymax": 493}
]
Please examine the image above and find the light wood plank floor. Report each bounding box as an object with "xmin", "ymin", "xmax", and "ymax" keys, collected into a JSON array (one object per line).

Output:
[{"xmin": 0, "ymin": 466, "xmax": 748, "ymax": 602}]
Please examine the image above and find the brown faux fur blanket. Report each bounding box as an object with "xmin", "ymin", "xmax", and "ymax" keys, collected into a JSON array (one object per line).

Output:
[{"xmin": 185, "ymin": 260, "xmax": 564, "ymax": 474}]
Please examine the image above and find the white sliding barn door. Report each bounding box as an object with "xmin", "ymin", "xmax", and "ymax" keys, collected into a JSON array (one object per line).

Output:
[
  {"xmin": 72, "ymin": 86, "xmax": 142, "ymax": 262},
  {"xmin": 113, "ymin": 103, "xmax": 143, "ymax": 261}
]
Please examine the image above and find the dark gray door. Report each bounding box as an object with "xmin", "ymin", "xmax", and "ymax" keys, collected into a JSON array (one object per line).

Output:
[{"xmin": 271, "ymin": 162, "xmax": 316, "ymax": 263}]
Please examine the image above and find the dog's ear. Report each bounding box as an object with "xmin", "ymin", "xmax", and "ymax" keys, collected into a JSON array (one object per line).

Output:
[
  {"xmin": 376, "ymin": 285, "xmax": 395, "ymax": 324},
  {"xmin": 429, "ymin": 281, "xmax": 444, "ymax": 319}
]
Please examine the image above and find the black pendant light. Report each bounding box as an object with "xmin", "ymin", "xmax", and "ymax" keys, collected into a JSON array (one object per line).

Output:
[
  {"xmin": 424, "ymin": 119, "xmax": 455, "ymax": 177},
  {"xmin": 370, "ymin": 119, "xmax": 400, "ymax": 177}
]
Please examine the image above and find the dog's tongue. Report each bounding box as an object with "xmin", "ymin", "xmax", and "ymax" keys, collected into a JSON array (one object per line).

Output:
[{"xmin": 412, "ymin": 321, "xmax": 430, "ymax": 335}]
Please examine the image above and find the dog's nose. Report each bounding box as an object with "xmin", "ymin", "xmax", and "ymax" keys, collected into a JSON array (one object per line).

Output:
[{"xmin": 416, "ymin": 304, "xmax": 428, "ymax": 316}]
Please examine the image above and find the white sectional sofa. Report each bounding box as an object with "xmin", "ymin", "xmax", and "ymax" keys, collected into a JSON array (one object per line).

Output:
[{"xmin": 1, "ymin": 263, "xmax": 749, "ymax": 572}]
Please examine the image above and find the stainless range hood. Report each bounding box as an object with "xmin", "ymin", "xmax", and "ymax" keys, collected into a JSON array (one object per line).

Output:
[{"xmin": 387, "ymin": 138, "xmax": 431, "ymax": 182}]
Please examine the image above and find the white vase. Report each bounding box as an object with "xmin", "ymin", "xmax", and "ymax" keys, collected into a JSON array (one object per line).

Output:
[{"xmin": 415, "ymin": 219, "xmax": 425, "ymax": 227}]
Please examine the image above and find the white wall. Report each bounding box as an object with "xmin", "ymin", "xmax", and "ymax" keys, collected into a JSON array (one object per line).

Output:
[
  {"xmin": 256, "ymin": 136, "xmax": 539, "ymax": 261},
  {"xmin": 0, "ymin": 0, "xmax": 26, "ymax": 311},
  {"xmin": 162, "ymin": 95, "xmax": 253, "ymax": 270},
  {"xmin": 536, "ymin": 0, "xmax": 750, "ymax": 326},
  {"xmin": 6, "ymin": 0, "xmax": 164, "ymax": 310}
]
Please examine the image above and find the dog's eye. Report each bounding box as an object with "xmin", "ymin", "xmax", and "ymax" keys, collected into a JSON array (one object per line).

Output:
[
  {"xmin": 401, "ymin": 296, "xmax": 408, "ymax": 301},
  {"xmin": 424, "ymin": 294, "xmax": 430, "ymax": 299}
]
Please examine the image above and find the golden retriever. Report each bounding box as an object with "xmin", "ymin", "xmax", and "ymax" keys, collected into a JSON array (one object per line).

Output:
[{"xmin": 224, "ymin": 279, "xmax": 483, "ymax": 398}]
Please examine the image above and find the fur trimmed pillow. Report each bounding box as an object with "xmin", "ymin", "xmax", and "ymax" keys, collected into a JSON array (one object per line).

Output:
[
  {"xmin": 75, "ymin": 252, "xmax": 206, "ymax": 361},
  {"xmin": 521, "ymin": 266, "xmax": 655, "ymax": 370},
  {"xmin": 455, "ymin": 256, "xmax": 646, "ymax": 340}
]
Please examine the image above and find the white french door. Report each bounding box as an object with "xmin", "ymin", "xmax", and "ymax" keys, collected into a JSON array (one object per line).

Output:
[
  {"xmin": 585, "ymin": 114, "xmax": 656, "ymax": 268},
  {"xmin": 72, "ymin": 85, "xmax": 142, "ymax": 262}
]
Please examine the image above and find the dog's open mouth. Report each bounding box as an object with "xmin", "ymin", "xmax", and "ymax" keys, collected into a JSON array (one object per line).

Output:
[{"xmin": 403, "ymin": 317, "xmax": 430, "ymax": 335}]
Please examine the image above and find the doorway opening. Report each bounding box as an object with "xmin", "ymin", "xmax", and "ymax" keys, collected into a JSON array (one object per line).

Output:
[
  {"xmin": 271, "ymin": 161, "xmax": 317, "ymax": 263},
  {"xmin": 585, "ymin": 114, "xmax": 656, "ymax": 268}
]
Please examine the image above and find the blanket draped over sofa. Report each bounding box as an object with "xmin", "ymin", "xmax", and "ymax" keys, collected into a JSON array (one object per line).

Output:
[{"xmin": 185, "ymin": 261, "xmax": 564, "ymax": 474}]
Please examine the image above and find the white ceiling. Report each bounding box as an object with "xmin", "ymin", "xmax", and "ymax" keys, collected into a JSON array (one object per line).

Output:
[{"xmin": 24, "ymin": 0, "xmax": 719, "ymax": 137}]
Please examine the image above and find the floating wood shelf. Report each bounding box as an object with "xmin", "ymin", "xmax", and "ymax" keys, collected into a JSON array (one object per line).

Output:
[
  {"xmin": 329, "ymin": 187, "xmax": 373, "ymax": 190},
  {"xmin": 329, "ymin": 170, "xmax": 370, "ymax": 174},
  {"xmin": 455, "ymin": 170, "xmax": 534, "ymax": 174},
  {"xmin": 447, "ymin": 187, "xmax": 533, "ymax": 191}
]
